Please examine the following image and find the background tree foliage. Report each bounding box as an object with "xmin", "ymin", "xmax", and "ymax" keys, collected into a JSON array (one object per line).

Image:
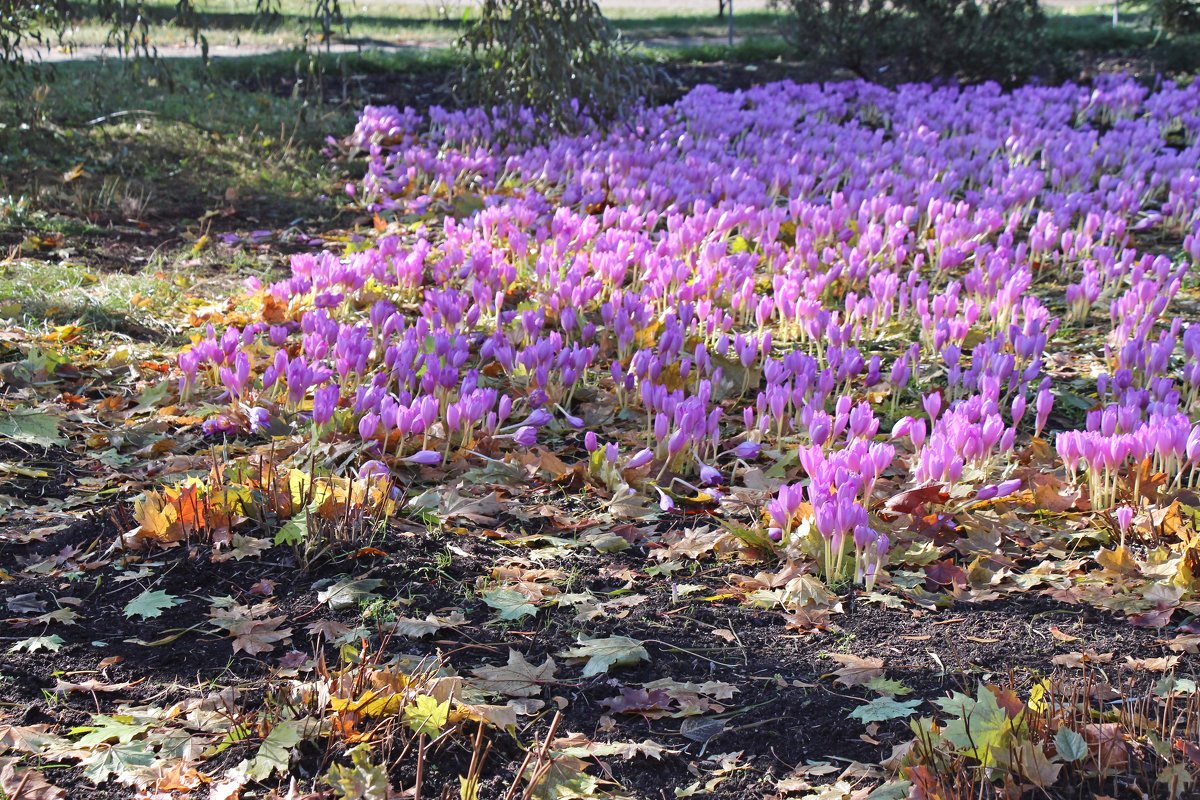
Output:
[
  {"xmin": 1, "ymin": 0, "xmax": 346, "ymax": 68},
  {"xmin": 454, "ymin": 0, "xmax": 649, "ymax": 132},
  {"xmin": 1, "ymin": 0, "xmax": 70, "ymax": 67},
  {"xmin": 772, "ymin": 0, "xmax": 1049, "ymax": 84}
]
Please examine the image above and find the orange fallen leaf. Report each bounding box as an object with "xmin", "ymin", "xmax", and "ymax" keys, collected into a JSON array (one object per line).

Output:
[{"xmin": 1049, "ymin": 625, "xmax": 1081, "ymax": 642}]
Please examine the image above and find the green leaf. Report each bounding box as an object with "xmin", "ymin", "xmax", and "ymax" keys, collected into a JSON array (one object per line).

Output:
[
  {"xmin": 123, "ymin": 589, "xmax": 182, "ymax": 620},
  {"xmin": 866, "ymin": 781, "xmax": 913, "ymax": 800},
  {"xmin": 0, "ymin": 411, "xmax": 66, "ymax": 448},
  {"xmin": 481, "ymin": 587, "xmax": 538, "ymax": 621},
  {"xmin": 560, "ymin": 635, "xmax": 649, "ymax": 677},
  {"xmin": 275, "ymin": 508, "xmax": 309, "ymax": 545},
  {"xmin": 132, "ymin": 381, "xmax": 170, "ymax": 412},
  {"xmin": 71, "ymin": 715, "xmax": 152, "ymax": 748},
  {"xmin": 866, "ymin": 677, "xmax": 913, "ymax": 696},
  {"xmin": 403, "ymin": 694, "xmax": 450, "ymax": 737},
  {"xmin": 317, "ymin": 577, "xmax": 384, "ymax": 610},
  {"xmin": 9, "ymin": 634, "xmax": 64, "ymax": 653},
  {"xmin": 327, "ymin": 744, "xmax": 391, "ymax": 800},
  {"xmin": 1054, "ymin": 727, "xmax": 1088, "ymax": 762},
  {"xmin": 849, "ymin": 696, "xmax": 922, "ymax": 724},
  {"xmin": 586, "ymin": 532, "xmax": 630, "ymax": 553},
  {"xmin": 245, "ymin": 720, "xmax": 303, "ymax": 781},
  {"xmin": 79, "ymin": 741, "xmax": 155, "ymax": 785},
  {"xmin": 935, "ymin": 685, "xmax": 1013, "ymax": 766}
]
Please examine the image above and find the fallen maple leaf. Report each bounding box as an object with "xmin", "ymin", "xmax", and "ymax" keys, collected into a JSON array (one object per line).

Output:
[
  {"xmin": 1031, "ymin": 474, "xmax": 1080, "ymax": 513},
  {"xmin": 828, "ymin": 654, "xmax": 885, "ymax": 687},
  {"xmin": 54, "ymin": 678, "xmax": 137, "ymax": 694},
  {"xmin": 884, "ymin": 484, "xmax": 949, "ymax": 514},
  {"xmin": 0, "ymin": 758, "xmax": 65, "ymax": 800},
  {"xmin": 305, "ymin": 619, "xmax": 353, "ymax": 641},
  {"xmin": 0, "ymin": 725, "xmax": 63, "ymax": 755},
  {"xmin": 1166, "ymin": 634, "xmax": 1200, "ymax": 653},
  {"xmin": 560, "ymin": 636, "xmax": 650, "ymax": 677},
  {"xmin": 601, "ymin": 688, "xmax": 674, "ymax": 717},
  {"xmin": 1051, "ymin": 650, "xmax": 1114, "ymax": 668},
  {"xmin": 155, "ymin": 761, "xmax": 205, "ymax": 792},
  {"xmin": 210, "ymin": 602, "xmax": 292, "ymax": 656},
  {"xmin": 553, "ymin": 732, "xmax": 676, "ymax": 760},
  {"xmin": 1124, "ymin": 655, "xmax": 1180, "ymax": 672},
  {"xmin": 230, "ymin": 618, "xmax": 292, "ymax": 655},
  {"xmin": 1080, "ymin": 723, "xmax": 1130, "ymax": 772},
  {"xmin": 469, "ymin": 650, "xmax": 557, "ymax": 697},
  {"xmin": 1095, "ymin": 546, "xmax": 1140, "ymax": 577}
]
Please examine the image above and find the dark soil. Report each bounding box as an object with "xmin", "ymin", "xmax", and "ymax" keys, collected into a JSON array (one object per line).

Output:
[{"xmin": 0, "ymin": 511, "xmax": 1186, "ymax": 799}]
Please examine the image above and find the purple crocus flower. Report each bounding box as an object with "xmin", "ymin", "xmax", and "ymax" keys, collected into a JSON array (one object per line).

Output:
[
  {"xmin": 731, "ymin": 440, "xmax": 760, "ymax": 460},
  {"xmin": 626, "ymin": 448, "xmax": 654, "ymax": 470},
  {"xmin": 357, "ymin": 460, "xmax": 390, "ymax": 481},
  {"xmin": 248, "ymin": 407, "xmax": 270, "ymax": 434},
  {"xmin": 404, "ymin": 450, "xmax": 442, "ymax": 466},
  {"xmin": 698, "ymin": 462, "xmax": 722, "ymax": 486},
  {"xmin": 313, "ymin": 383, "xmax": 340, "ymax": 426}
]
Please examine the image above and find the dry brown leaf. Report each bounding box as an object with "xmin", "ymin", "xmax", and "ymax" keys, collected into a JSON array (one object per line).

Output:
[
  {"xmin": 784, "ymin": 607, "xmax": 836, "ymax": 633},
  {"xmin": 0, "ymin": 758, "xmax": 65, "ymax": 800},
  {"xmin": 1124, "ymin": 655, "xmax": 1180, "ymax": 672},
  {"xmin": 209, "ymin": 773, "xmax": 245, "ymax": 800},
  {"xmin": 305, "ymin": 619, "xmax": 352, "ymax": 641},
  {"xmin": 1080, "ymin": 723, "xmax": 1130, "ymax": 772},
  {"xmin": 1166, "ymin": 634, "xmax": 1200, "ymax": 653},
  {"xmin": 1031, "ymin": 474, "xmax": 1080, "ymax": 513},
  {"xmin": 456, "ymin": 703, "xmax": 519, "ymax": 729},
  {"xmin": 884, "ymin": 484, "xmax": 949, "ymax": 514},
  {"xmin": 0, "ymin": 725, "xmax": 57, "ymax": 754},
  {"xmin": 551, "ymin": 732, "xmax": 676, "ymax": 760},
  {"xmin": 469, "ymin": 650, "xmax": 557, "ymax": 697},
  {"xmin": 54, "ymin": 678, "xmax": 137, "ymax": 694},
  {"xmin": 1051, "ymin": 650, "xmax": 1114, "ymax": 668},
  {"xmin": 829, "ymin": 654, "xmax": 885, "ymax": 687}
]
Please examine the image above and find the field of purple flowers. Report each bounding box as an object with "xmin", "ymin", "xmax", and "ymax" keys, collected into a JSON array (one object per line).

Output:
[{"xmin": 3, "ymin": 74, "xmax": 1200, "ymax": 800}]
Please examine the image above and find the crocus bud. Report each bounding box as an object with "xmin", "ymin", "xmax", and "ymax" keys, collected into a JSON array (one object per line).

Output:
[
  {"xmin": 1034, "ymin": 389, "xmax": 1053, "ymax": 437},
  {"xmin": 923, "ymin": 392, "xmax": 942, "ymax": 423},
  {"xmin": 358, "ymin": 412, "xmax": 380, "ymax": 441},
  {"xmin": 731, "ymin": 440, "xmax": 760, "ymax": 460},
  {"xmin": 1011, "ymin": 394, "xmax": 1027, "ymax": 425},
  {"xmin": 512, "ymin": 425, "xmax": 538, "ymax": 447},
  {"xmin": 1116, "ymin": 505, "xmax": 1133, "ymax": 532},
  {"xmin": 626, "ymin": 448, "xmax": 654, "ymax": 470},
  {"xmin": 584, "ymin": 431, "xmax": 599, "ymax": 453},
  {"xmin": 995, "ymin": 478, "xmax": 1022, "ymax": 498},
  {"xmin": 404, "ymin": 450, "xmax": 442, "ymax": 466},
  {"xmin": 520, "ymin": 408, "xmax": 553, "ymax": 428},
  {"xmin": 910, "ymin": 419, "xmax": 927, "ymax": 450}
]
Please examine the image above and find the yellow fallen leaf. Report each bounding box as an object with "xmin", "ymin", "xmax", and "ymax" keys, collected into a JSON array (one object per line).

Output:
[{"xmin": 1096, "ymin": 546, "xmax": 1140, "ymax": 577}]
